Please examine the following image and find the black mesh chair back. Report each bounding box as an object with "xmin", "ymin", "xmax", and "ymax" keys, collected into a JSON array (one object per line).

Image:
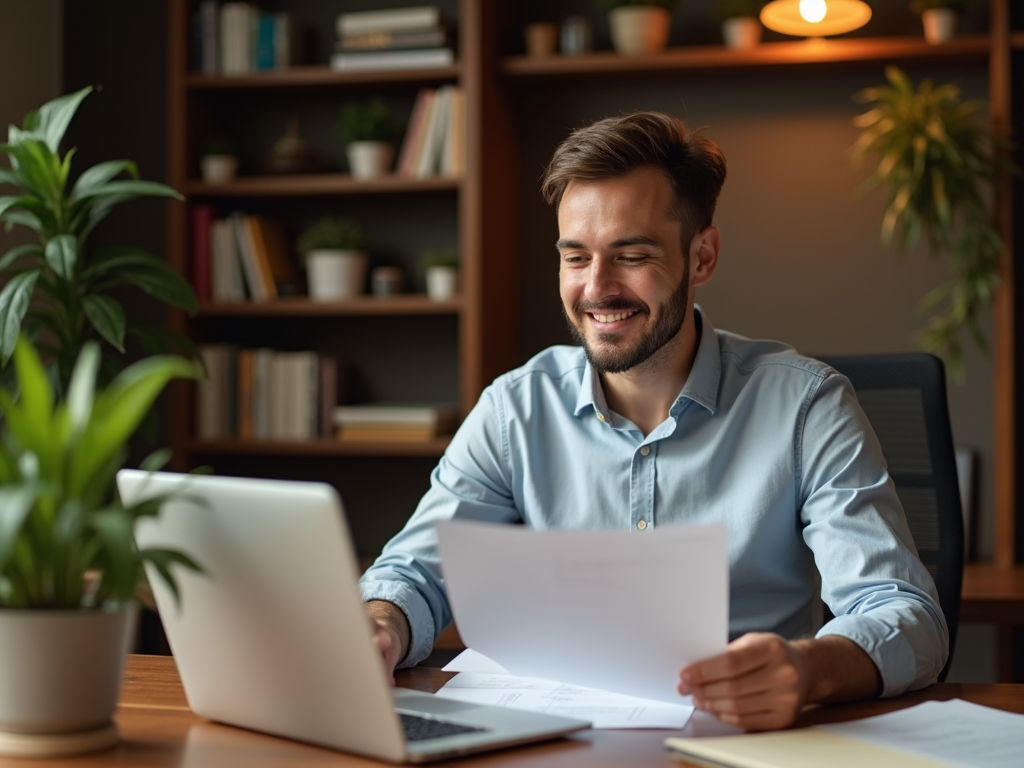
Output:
[{"xmin": 817, "ymin": 353, "xmax": 963, "ymax": 681}]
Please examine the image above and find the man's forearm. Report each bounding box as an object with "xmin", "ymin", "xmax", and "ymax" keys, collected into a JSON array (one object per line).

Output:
[
  {"xmin": 793, "ymin": 635, "xmax": 882, "ymax": 704},
  {"xmin": 366, "ymin": 600, "xmax": 411, "ymax": 666}
]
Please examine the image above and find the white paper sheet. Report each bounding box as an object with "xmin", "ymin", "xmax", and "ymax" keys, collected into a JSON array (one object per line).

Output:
[
  {"xmin": 438, "ymin": 671, "xmax": 694, "ymax": 729},
  {"xmin": 442, "ymin": 647, "xmax": 511, "ymax": 674},
  {"xmin": 434, "ymin": 520, "xmax": 728, "ymax": 703},
  {"xmin": 820, "ymin": 699, "xmax": 1024, "ymax": 768}
]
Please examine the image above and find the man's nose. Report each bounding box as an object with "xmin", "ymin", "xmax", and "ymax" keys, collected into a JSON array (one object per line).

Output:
[{"xmin": 584, "ymin": 259, "xmax": 620, "ymax": 302}]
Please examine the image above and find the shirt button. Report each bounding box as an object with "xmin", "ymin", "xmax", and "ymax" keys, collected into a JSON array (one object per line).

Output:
[
  {"xmin": 637, "ymin": 520, "xmax": 648, "ymax": 530},
  {"xmin": 596, "ymin": 413, "xmax": 606, "ymax": 422},
  {"xmin": 640, "ymin": 446, "xmax": 650, "ymax": 456}
]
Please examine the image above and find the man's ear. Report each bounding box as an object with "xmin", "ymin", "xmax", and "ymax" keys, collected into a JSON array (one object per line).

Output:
[{"xmin": 689, "ymin": 226, "xmax": 719, "ymax": 288}]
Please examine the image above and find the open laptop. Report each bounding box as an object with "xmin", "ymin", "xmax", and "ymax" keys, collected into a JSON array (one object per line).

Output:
[{"xmin": 117, "ymin": 470, "xmax": 589, "ymax": 763}]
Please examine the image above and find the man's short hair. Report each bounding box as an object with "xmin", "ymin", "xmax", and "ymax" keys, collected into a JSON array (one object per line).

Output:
[{"xmin": 541, "ymin": 111, "xmax": 727, "ymax": 244}]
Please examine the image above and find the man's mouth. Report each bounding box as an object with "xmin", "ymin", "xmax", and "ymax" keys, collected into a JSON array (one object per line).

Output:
[{"xmin": 590, "ymin": 310, "xmax": 638, "ymax": 324}]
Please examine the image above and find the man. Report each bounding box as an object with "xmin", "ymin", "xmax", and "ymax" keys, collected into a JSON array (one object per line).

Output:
[{"xmin": 360, "ymin": 111, "xmax": 947, "ymax": 731}]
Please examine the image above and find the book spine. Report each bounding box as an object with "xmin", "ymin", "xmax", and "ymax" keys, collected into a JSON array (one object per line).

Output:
[
  {"xmin": 273, "ymin": 13, "xmax": 295, "ymax": 69},
  {"xmin": 255, "ymin": 13, "xmax": 276, "ymax": 70},
  {"xmin": 337, "ymin": 28, "xmax": 447, "ymax": 51},
  {"xmin": 237, "ymin": 348, "xmax": 255, "ymax": 440},
  {"xmin": 336, "ymin": 6, "xmax": 441, "ymax": 36},
  {"xmin": 190, "ymin": 204, "xmax": 214, "ymax": 301},
  {"xmin": 414, "ymin": 85, "xmax": 450, "ymax": 178},
  {"xmin": 197, "ymin": 345, "xmax": 225, "ymax": 440},
  {"xmin": 253, "ymin": 348, "xmax": 272, "ymax": 439},
  {"xmin": 232, "ymin": 212, "xmax": 268, "ymax": 301},
  {"xmin": 397, "ymin": 88, "xmax": 433, "ymax": 178},
  {"xmin": 329, "ymin": 48, "xmax": 453, "ymax": 73},
  {"xmin": 244, "ymin": 215, "xmax": 279, "ymax": 300},
  {"xmin": 319, "ymin": 354, "xmax": 338, "ymax": 439},
  {"xmin": 200, "ymin": 0, "xmax": 219, "ymax": 74}
]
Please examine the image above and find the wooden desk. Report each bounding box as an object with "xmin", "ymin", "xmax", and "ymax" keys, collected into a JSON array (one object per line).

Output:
[
  {"xmin": 4, "ymin": 655, "xmax": 1021, "ymax": 768},
  {"xmin": 960, "ymin": 562, "xmax": 1024, "ymax": 682}
]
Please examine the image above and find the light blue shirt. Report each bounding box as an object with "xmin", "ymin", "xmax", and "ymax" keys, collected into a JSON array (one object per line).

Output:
[{"xmin": 360, "ymin": 307, "xmax": 948, "ymax": 696}]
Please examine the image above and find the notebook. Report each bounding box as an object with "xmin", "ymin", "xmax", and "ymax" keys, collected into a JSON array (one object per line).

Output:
[{"xmin": 117, "ymin": 470, "xmax": 589, "ymax": 763}]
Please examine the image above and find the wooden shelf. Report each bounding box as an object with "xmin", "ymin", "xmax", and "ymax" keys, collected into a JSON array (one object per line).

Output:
[
  {"xmin": 502, "ymin": 35, "xmax": 995, "ymax": 78},
  {"xmin": 184, "ymin": 174, "xmax": 460, "ymax": 198},
  {"xmin": 185, "ymin": 64, "xmax": 461, "ymax": 89},
  {"xmin": 196, "ymin": 295, "xmax": 462, "ymax": 317},
  {"xmin": 187, "ymin": 437, "xmax": 451, "ymax": 457},
  {"xmin": 960, "ymin": 563, "xmax": 1024, "ymax": 625}
]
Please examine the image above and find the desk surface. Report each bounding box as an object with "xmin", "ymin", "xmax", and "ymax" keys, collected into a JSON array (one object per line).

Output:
[{"xmin": 3, "ymin": 656, "xmax": 1021, "ymax": 768}]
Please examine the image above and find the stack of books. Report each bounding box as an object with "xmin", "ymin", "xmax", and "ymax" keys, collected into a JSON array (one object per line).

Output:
[
  {"xmin": 197, "ymin": 346, "xmax": 348, "ymax": 442},
  {"xmin": 333, "ymin": 403, "xmax": 458, "ymax": 442},
  {"xmin": 192, "ymin": 1, "xmax": 299, "ymax": 74},
  {"xmin": 190, "ymin": 206, "xmax": 302, "ymax": 302},
  {"xmin": 397, "ymin": 85, "xmax": 465, "ymax": 178},
  {"xmin": 330, "ymin": 5, "xmax": 453, "ymax": 72}
]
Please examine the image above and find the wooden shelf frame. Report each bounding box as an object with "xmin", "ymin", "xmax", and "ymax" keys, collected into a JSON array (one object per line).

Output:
[
  {"xmin": 195, "ymin": 295, "xmax": 462, "ymax": 317},
  {"xmin": 184, "ymin": 174, "xmax": 460, "ymax": 198},
  {"xmin": 184, "ymin": 64, "xmax": 461, "ymax": 89}
]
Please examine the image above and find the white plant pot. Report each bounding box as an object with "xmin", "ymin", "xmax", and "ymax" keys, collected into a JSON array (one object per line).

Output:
[
  {"xmin": 199, "ymin": 154, "xmax": 238, "ymax": 184},
  {"xmin": 425, "ymin": 266, "xmax": 458, "ymax": 301},
  {"xmin": 922, "ymin": 9, "xmax": 957, "ymax": 45},
  {"xmin": 306, "ymin": 249, "xmax": 368, "ymax": 301},
  {"xmin": 722, "ymin": 17, "xmax": 762, "ymax": 50},
  {"xmin": 0, "ymin": 609, "xmax": 136, "ymax": 757},
  {"xmin": 608, "ymin": 6, "xmax": 672, "ymax": 55},
  {"xmin": 346, "ymin": 141, "xmax": 394, "ymax": 180}
]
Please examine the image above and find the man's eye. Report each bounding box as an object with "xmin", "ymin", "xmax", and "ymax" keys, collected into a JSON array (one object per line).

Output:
[
  {"xmin": 620, "ymin": 254, "xmax": 647, "ymax": 263},
  {"xmin": 561, "ymin": 253, "xmax": 586, "ymax": 264}
]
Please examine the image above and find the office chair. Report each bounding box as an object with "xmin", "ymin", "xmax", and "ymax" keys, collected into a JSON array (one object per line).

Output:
[{"xmin": 817, "ymin": 353, "xmax": 964, "ymax": 682}]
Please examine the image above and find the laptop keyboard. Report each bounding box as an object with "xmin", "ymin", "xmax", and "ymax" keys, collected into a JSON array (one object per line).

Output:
[{"xmin": 399, "ymin": 712, "xmax": 489, "ymax": 742}]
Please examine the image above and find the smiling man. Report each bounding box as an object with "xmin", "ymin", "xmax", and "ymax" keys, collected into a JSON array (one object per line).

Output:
[{"xmin": 360, "ymin": 111, "xmax": 948, "ymax": 730}]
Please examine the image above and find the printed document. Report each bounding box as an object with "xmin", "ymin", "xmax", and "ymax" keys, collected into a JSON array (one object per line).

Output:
[{"xmin": 434, "ymin": 520, "xmax": 728, "ymax": 704}]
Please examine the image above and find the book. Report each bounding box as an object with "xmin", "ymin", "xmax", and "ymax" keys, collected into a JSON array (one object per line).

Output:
[
  {"xmin": 211, "ymin": 218, "xmax": 244, "ymax": 302},
  {"xmin": 336, "ymin": 6, "xmax": 442, "ymax": 37},
  {"xmin": 196, "ymin": 344, "xmax": 229, "ymax": 440},
  {"xmin": 338, "ymin": 424, "xmax": 445, "ymax": 442},
  {"xmin": 254, "ymin": 13, "xmax": 276, "ymax": 70},
  {"xmin": 236, "ymin": 348, "xmax": 255, "ymax": 439},
  {"xmin": 189, "ymin": 204, "xmax": 214, "ymax": 301},
  {"xmin": 244, "ymin": 215, "xmax": 301, "ymax": 296},
  {"xmin": 397, "ymin": 88, "xmax": 435, "ymax": 177},
  {"xmin": 333, "ymin": 403, "xmax": 458, "ymax": 432},
  {"xmin": 252, "ymin": 347, "xmax": 273, "ymax": 439},
  {"xmin": 198, "ymin": 0, "xmax": 219, "ymax": 73},
  {"xmin": 232, "ymin": 212, "xmax": 270, "ymax": 301},
  {"xmin": 242, "ymin": 215, "xmax": 278, "ymax": 300},
  {"xmin": 441, "ymin": 85, "xmax": 464, "ymax": 177},
  {"xmin": 329, "ymin": 47, "xmax": 454, "ymax": 73},
  {"xmin": 273, "ymin": 13, "xmax": 299, "ymax": 69},
  {"xmin": 337, "ymin": 27, "xmax": 448, "ymax": 52},
  {"xmin": 220, "ymin": 2, "xmax": 254, "ymax": 74},
  {"xmin": 414, "ymin": 85, "xmax": 451, "ymax": 178}
]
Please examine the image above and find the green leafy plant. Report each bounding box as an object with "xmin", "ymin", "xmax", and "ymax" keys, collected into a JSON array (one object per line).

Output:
[
  {"xmin": 0, "ymin": 337, "xmax": 201, "ymax": 609},
  {"xmin": 419, "ymin": 249, "xmax": 459, "ymax": 271},
  {"xmin": 0, "ymin": 86, "xmax": 199, "ymax": 393},
  {"xmin": 850, "ymin": 66, "xmax": 1007, "ymax": 377},
  {"xmin": 713, "ymin": 0, "xmax": 766, "ymax": 20},
  {"xmin": 335, "ymin": 98, "xmax": 400, "ymax": 145},
  {"xmin": 598, "ymin": 0, "xmax": 678, "ymax": 9},
  {"xmin": 295, "ymin": 216, "xmax": 367, "ymax": 259},
  {"xmin": 909, "ymin": 0, "xmax": 965, "ymax": 14}
]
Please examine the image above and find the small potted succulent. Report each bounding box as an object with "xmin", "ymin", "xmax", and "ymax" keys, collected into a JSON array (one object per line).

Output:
[
  {"xmin": 910, "ymin": 0, "xmax": 965, "ymax": 44},
  {"xmin": 420, "ymin": 249, "xmax": 459, "ymax": 302},
  {"xmin": 597, "ymin": 0, "xmax": 678, "ymax": 55},
  {"xmin": 296, "ymin": 216, "xmax": 369, "ymax": 301},
  {"xmin": 335, "ymin": 98, "xmax": 400, "ymax": 180},
  {"xmin": 0, "ymin": 338, "xmax": 200, "ymax": 757},
  {"xmin": 714, "ymin": 0, "xmax": 766, "ymax": 50},
  {"xmin": 199, "ymin": 136, "xmax": 239, "ymax": 184}
]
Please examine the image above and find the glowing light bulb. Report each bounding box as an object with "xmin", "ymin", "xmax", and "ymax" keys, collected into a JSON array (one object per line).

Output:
[{"xmin": 799, "ymin": 0, "xmax": 827, "ymax": 23}]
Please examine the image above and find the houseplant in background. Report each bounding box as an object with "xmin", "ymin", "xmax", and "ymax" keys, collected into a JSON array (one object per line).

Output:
[
  {"xmin": 598, "ymin": 0, "xmax": 677, "ymax": 55},
  {"xmin": 198, "ymin": 136, "xmax": 238, "ymax": 184},
  {"xmin": 0, "ymin": 337, "xmax": 200, "ymax": 757},
  {"xmin": 297, "ymin": 216, "xmax": 369, "ymax": 300},
  {"xmin": 420, "ymin": 249, "xmax": 459, "ymax": 302},
  {"xmin": 335, "ymin": 97, "xmax": 400, "ymax": 180},
  {"xmin": 0, "ymin": 86, "xmax": 199, "ymax": 395},
  {"xmin": 910, "ymin": 0, "xmax": 965, "ymax": 45},
  {"xmin": 714, "ymin": 0, "xmax": 766, "ymax": 50},
  {"xmin": 850, "ymin": 66, "xmax": 1006, "ymax": 378}
]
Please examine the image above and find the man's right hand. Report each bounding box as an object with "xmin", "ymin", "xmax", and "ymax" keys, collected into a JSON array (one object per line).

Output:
[{"xmin": 366, "ymin": 600, "xmax": 411, "ymax": 681}]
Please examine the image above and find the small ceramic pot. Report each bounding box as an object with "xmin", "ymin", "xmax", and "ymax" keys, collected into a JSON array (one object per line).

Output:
[
  {"xmin": 608, "ymin": 6, "xmax": 671, "ymax": 55},
  {"xmin": 199, "ymin": 154, "xmax": 238, "ymax": 184},
  {"xmin": 524, "ymin": 22, "xmax": 559, "ymax": 57},
  {"xmin": 306, "ymin": 249, "xmax": 368, "ymax": 301},
  {"xmin": 371, "ymin": 266, "xmax": 404, "ymax": 296},
  {"xmin": 922, "ymin": 8, "xmax": 956, "ymax": 45},
  {"xmin": 425, "ymin": 266, "xmax": 458, "ymax": 301},
  {"xmin": 346, "ymin": 141, "xmax": 393, "ymax": 180},
  {"xmin": 722, "ymin": 17, "xmax": 762, "ymax": 50}
]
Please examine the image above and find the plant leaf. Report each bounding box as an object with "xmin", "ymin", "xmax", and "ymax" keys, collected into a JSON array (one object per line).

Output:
[
  {"xmin": 105, "ymin": 265, "xmax": 199, "ymax": 315},
  {"xmin": 75, "ymin": 179, "xmax": 183, "ymax": 203},
  {"xmin": 82, "ymin": 294, "xmax": 126, "ymax": 352},
  {"xmin": 0, "ymin": 485, "xmax": 43, "ymax": 575},
  {"xmin": 44, "ymin": 234, "xmax": 77, "ymax": 279},
  {"xmin": 34, "ymin": 86, "xmax": 91, "ymax": 153},
  {"xmin": 0, "ymin": 270, "xmax": 39, "ymax": 365},
  {"xmin": 0, "ymin": 243, "xmax": 43, "ymax": 272},
  {"xmin": 65, "ymin": 341, "xmax": 99, "ymax": 437},
  {"xmin": 69, "ymin": 159, "xmax": 138, "ymax": 203}
]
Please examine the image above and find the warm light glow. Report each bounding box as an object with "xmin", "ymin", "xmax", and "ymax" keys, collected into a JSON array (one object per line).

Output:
[
  {"xmin": 761, "ymin": 0, "xmax": 871, "ymax": 37},
  {"xmin": 799, "ymin": 0, "xmax": 826, "ymax": 24}
]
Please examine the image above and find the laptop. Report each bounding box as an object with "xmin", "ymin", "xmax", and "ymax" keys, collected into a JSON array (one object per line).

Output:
[{"xmin": 117, "ymin": 470, "xmax": 589, "ymax": 763}]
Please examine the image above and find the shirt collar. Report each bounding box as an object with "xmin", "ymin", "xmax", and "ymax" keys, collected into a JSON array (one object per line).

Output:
[{"xmin": 573, "ymin": 304, "xmax": 721, "ymax": 418}]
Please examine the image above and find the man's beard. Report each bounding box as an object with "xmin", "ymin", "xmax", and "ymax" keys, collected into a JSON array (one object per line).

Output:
[{"xmin": 564, "ymin": 260, "xmax": 690, "ymax": 374}]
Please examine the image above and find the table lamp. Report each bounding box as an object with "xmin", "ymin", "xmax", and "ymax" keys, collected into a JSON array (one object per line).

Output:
[{"xmin": 760, "ymin": 0, "xmax": 872, "ymax": 38}]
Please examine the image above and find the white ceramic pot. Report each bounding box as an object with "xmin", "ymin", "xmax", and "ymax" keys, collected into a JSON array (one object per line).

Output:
[
  {"xmin": 346, "ymin": 141, "xmax": 394, "ymax": 180},
  {"xmin": 306, "ymin": 249, "xmax": 368, "ymax": 301},
  {"xmin": 0, "ymin": 609, "xmax": 136, "ymax": 757},
  {"xmin": 199, "ymin": 154, "xmax": 238, "ymax": 184},
  {"xmin": 608, "ymin": 6, "xmax": 671, "ymax": 55},
  {"xmin": 425, "ymin": 266, "xmax": 458, "ymax": 302},
  {"xmin": 922, "ymin": 8, "xmax": 957, "ymax": 45},
  {"xmin": 722, "ymin": 17, "xmax": 762, "ymax": 50}
]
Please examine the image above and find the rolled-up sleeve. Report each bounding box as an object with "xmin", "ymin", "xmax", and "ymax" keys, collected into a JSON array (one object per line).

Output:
[
  {"xmin": 798, "ymin": 372, "xmax": 948, "ymax": 696},
  {"xmin": 359, "ymin": 387, "xmax": 521, "ymax": 667}
]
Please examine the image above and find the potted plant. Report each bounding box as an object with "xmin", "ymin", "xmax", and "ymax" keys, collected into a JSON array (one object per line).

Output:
[
  {"xmin": 598, "ymin": 0, "xmax": 678, "ymax": 55},
  {"xmin": 420, "ymin": 249, "xmax": 459, "ymax": 302},
  {"xmin": 0, "ymin": 86, "xmax": 199, "ymax": 395},
  {"xmin": 296, "ymin": 216, "xmax": 369, "ymax": 301},
  {"xmin": 199, "ymin": 136, "xmax": 238, "ymax": 184},
  {"xmin": 0, "ymin": 337, "xmax": 200, "ymax": 757},
  {"xmin": 335, "ymin": 97, "xmax": 400, "ymax": 180},
  {"xmin": 850, "ymin": 66, "xmax": 1004, "ymax": 378},
  {"xmin": 714, "ymin": 0, "xmax": 766, "ymax": 50},
  {"xmin": 910, "ymin": 0, "xmax": 965, "ymax": 45}
]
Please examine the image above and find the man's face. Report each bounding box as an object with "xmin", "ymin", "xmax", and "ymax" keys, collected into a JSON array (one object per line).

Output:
[{"xmin": 557, "ymin": 167, "xmax": 691, "ymax": 374}]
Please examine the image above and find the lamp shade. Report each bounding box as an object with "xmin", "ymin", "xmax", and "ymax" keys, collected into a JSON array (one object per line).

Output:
[{"xmin": 760, "ymin": 0, "xmax": 872, "ymax": 37}]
